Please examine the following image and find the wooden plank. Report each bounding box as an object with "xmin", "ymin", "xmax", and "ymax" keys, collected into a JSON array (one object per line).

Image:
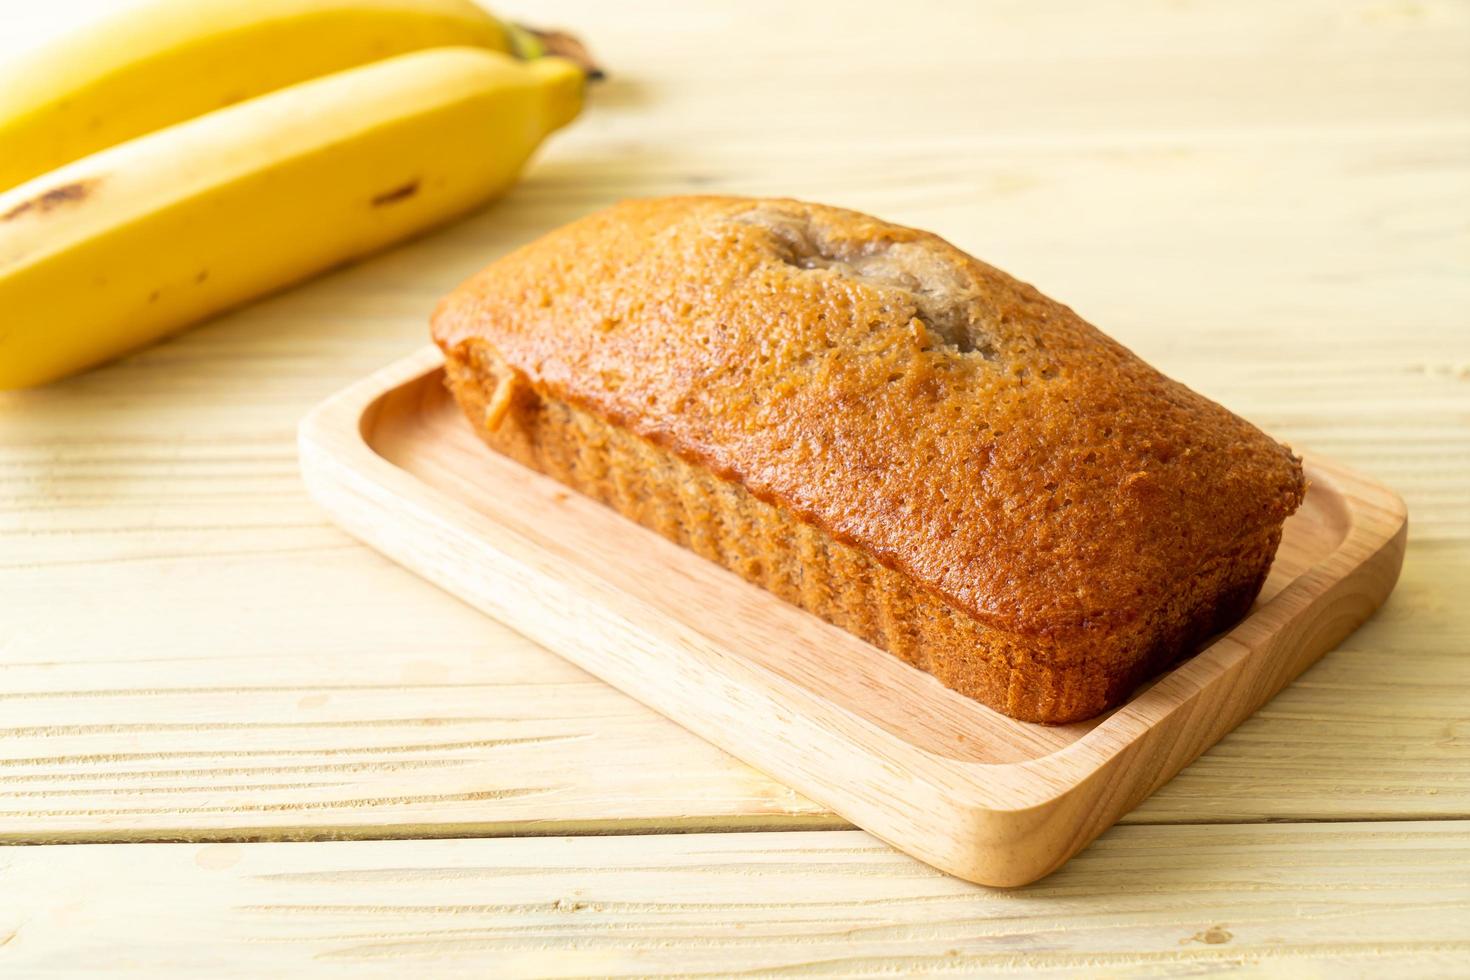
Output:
[
  {"xmin": 1, "ymin": 826, "xmax": 1468, "ymax": 977},
  {"xmin": 0, "ymin": 536, "xmax": 1465, "ymax": 843},
  {"xmin": 0, "ymin": 545, "xmax": 1465, "ymax": 840},
  {"xmin": 7, "ymin": 0, "xmax": 1470, "ymax": 136}
]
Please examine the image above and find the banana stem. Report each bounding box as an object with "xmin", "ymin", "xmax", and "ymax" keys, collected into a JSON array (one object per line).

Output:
[{"xmin": 507, "ymin": 23, "xmax": 605, "ymax": 81}]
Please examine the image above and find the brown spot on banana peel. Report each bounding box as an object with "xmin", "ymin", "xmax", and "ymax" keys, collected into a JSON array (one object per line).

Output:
[
  {"xmin": 371, "ymin": 180, "xmax": 419, "ymax": 206},
  {"xmin": 2, "ymin": 179, "xmax": 99, "ymax": 221}
]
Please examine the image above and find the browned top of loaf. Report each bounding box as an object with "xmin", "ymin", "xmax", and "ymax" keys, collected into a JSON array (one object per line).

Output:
[{"xmin": 433, "ymin": 196, "xmax": 1306, "ymax": 640}]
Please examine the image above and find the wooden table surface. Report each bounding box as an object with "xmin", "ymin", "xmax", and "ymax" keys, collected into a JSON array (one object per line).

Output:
[{"xmin": 2, "ymin": 0, "xmax": 1468, "ymax": 975}]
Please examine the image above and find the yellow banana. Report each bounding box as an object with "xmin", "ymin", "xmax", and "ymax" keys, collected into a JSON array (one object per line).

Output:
[
  {"xmin": 0, "ymin": 0, "xmax": 512, "ymax": 192},
  {"xmin": 0, "ymin": 47, "xmax": 583, "ymax": 390}
]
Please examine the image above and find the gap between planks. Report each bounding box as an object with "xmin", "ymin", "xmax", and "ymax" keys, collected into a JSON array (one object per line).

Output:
[{"xmin": 7, "ymin": 812, "xmax": 1470, "ymax": 848}]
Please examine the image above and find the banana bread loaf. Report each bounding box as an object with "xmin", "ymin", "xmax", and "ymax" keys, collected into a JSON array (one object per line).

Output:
[{"xmin": 431, "ymin": 196, "xmax": 1306, "ymax": 724}]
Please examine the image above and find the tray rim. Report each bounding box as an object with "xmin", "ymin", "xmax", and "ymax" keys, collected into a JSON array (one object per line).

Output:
[{"xmin": 300, "ymin": 344, "xmax": 1408, "ymax": 886}]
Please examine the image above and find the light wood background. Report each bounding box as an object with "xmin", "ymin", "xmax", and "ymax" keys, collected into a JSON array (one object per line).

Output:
[{"xmin": 1, "ymin": 0, "xmax": 1468, "ymax": 974}]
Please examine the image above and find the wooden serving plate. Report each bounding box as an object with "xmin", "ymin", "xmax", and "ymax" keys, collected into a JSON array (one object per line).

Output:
[{"xmin": 299, "ymin": 346, "xmax": 1407, "ymax": 887}]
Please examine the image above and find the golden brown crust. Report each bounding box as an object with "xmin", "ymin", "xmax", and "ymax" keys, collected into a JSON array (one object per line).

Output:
[
  {"xmin": 441, "ymin": 345, "xmax": 1281, "ymax": 724},
  {"xmin": 432, "ymin": 196, "xmax": 1306, "ymax": 722}
]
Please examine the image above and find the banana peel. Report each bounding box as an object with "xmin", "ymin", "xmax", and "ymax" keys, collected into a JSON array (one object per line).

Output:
[{"xmin": 0, "ymin": 2, "xmax": 600, "ymax": 389}]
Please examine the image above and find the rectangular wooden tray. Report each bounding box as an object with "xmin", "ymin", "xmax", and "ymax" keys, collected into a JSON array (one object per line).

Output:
[{"xmin": 299, "ymin": 345, "xmax": 1407, "ymax": 886}]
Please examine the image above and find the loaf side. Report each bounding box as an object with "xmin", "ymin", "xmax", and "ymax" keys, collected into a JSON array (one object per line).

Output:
[{"xmin": 441, "ymin": 342, "xmax": 1283, "ymax": 723}]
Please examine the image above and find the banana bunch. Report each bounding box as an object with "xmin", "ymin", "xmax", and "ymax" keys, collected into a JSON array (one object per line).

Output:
[{"xmin": 0, "ymin": 0, "xmax": 592, "ymax": 389}]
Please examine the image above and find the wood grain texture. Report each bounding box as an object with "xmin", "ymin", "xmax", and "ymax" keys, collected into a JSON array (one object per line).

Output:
[
  {"xmin": 2, "ymin": 828, "xmax": 1468, "ymax": 977},
  {"xmin": 0, "ymin": 0, "xmax": 1467, "ymax": 841},
  {"xmin": 0, "ymin": 0, "xmax": 1463, "ymax": 944},
  {"xmin": 0, "ymin": 542, "xmax": 1465, "ymax": 840}
]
